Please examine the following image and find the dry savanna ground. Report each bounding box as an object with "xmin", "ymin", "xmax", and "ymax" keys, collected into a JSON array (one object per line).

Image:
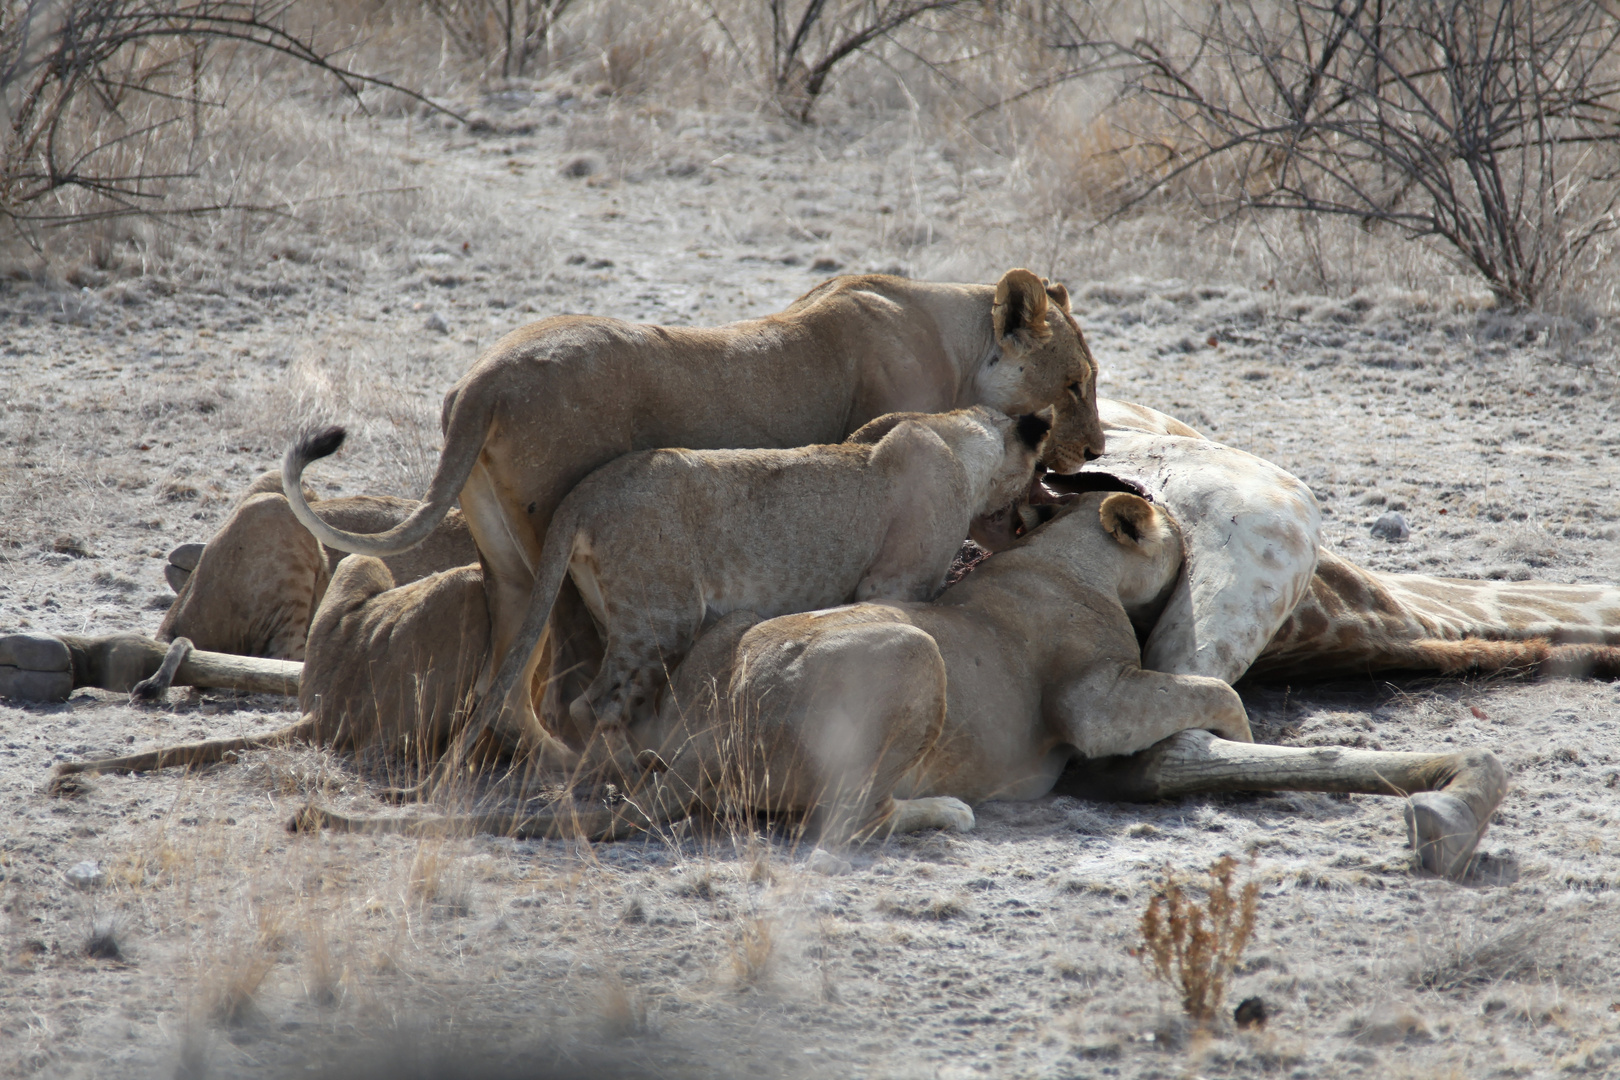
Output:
[{"xmin": 3, "ymin": 54, "xmax": 1620, "ymax": 1080}]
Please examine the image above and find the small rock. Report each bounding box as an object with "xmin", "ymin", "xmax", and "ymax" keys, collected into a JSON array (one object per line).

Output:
[
  {"xmin": 1355, "ymin": 1004, "xmax": 1430, "ymax": 1044},
  {"xmin": 807, "ymin": 848, "xmax": 852, "ymax": 876},
  {"xmin": 424, "ymin": 311, "xmax": 450, "ymax": 334},
  {"xmin": 65, "ymin": 860, "xmax": 105, "ymax": 891},
  {"xmin": 560, "ymin": 155, "xmax": 599, "ymax": 178},
  {"xmin": 51, "ymin": 535, "xmax": 93, "ymax": 558},
  {"xmin": 811, "ymin": 257, "xmax": 843, "ymax": 273},
  {"xmin": 1234, "ymin": 996, "xmax": 1269, "ymax": 1028},
  {"xmin": 1370, "ymin": 511, "xmax": 1410, "ymax": 541}
]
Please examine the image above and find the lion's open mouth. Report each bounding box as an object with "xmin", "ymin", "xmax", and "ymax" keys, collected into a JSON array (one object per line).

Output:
[
  {"xmin": 948, "ymin": 469, "xmax": 1151, "ymax": 591},
  {"xmin": 1040, "ymin": 469, "xmax": 1150, "ymax": 500}
]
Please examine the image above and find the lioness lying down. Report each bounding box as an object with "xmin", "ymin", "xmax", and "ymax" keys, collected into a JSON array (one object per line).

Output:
[
  {"xmin": 51, "ymin": 555, "xmax": 491, "ymax": 783},
  {"xmin": 470, "ymin": 406, "xmax": 1049, "ymax": 765},
  {"xmin": 298, "ymin": 491, "xmax": 1507, "ymax": 880},
  {"xmin": 158, "ymin": 468, "xmax": 475, "ymax": 662},
  {"xmin": 278, "ymin": 269, "xmax": 1107, "ymax": 759}
]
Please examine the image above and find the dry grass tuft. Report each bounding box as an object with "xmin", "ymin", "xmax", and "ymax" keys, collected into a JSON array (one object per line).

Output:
[
  {"xmin": 302, "ymin": 912, "xmax": 345, "ymax": 1007},
  {"xmin": 207, "ymin": 925, "xmax": 278, "ymax": 1027},
  {"xmin": 730, "ymin": 915, "xmax": 775, "ymax": 987},
  {"xmin": 676, "ymin": 868, "xmax": 723, "ymax": 900},
  {"xmin": 599, "ymin": 977, "xmax": 650, "ymax": 1039},
  {"xmin": 1139, "ymin": 854, "xmax": 1259, "ymax": 1026},
  {"xmin": 409, "ymin": 842, "xmax": 472, "ymax": 917},
  {"xmin": 875, "ymin": 892, "xmax": 964, "ymax": 921},
  {"xmin": 83, "ymin": 916, "xmax": 123, "ymax": 961},
  {"xmin": 1410, "ymin": 913, "xmax": 1589, "ymax": 992}
]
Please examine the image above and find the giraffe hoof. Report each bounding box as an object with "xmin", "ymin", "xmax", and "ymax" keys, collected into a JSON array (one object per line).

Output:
[
  {"xmin": 1405, "ymin": 791, "xmax": 1485, "ymax": 880},
  {"xmin": 0, "ymin": 633, "xmax": 74, "ymax": 702}
]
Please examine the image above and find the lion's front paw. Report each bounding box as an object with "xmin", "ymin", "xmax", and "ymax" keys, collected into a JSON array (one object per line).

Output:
[
  {"xmin": 889, "ymin": 795, "xmax": 976, "ymax": 835},
  {"xmin": 129, "ymin": 675, "xmax": 168, "ymax": 705}
]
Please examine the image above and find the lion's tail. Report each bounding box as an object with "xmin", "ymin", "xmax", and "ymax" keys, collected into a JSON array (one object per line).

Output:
[
  {"xmin": 291, "ymin": 773, "xmax": 701, "ymax": 841},
  {"xmin": 281, "ymin": 388, "xmax": 491, "ymax": 557}
]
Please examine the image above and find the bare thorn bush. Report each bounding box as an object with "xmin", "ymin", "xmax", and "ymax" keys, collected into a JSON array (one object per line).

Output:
[
  {"xmin": 1072, "ymin": 0, "xmax": 1620, "ymax": 308},
  {"xmin": 763, "ymin": 0, "xmax": 998, "ymax": 120},
  {"xmin": 1139, "ymin": 854, "xmax": 1259, "ymax": 1027},
  {"xmin": 424, "ymin": 0, "xmax": 574, "ymax": 78},
  {"xmin": 0, "ymin": 0, "xmax": 454, "ymax": 233}
]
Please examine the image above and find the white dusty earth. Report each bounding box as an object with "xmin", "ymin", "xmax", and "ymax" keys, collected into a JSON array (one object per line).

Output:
[{"xmin": 3, "ymin": 84, "xmax": 1620, "ymax": 1079}]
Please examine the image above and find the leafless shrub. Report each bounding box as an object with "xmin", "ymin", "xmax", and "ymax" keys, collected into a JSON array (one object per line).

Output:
[
  {"xmin": 0, "ymin": 0, "xmax": 452, "ymax": 233},
  {"xmin": 761, "ymin": 0, "xmax": 996, "ymax": 120},
  {"xmin": 1139, "ymin": 854, "xmax": 1259, "ymax": 1026},
  {"xmin": 1065, "ymin": 0, "xmax": 1620, "ymax": 307},
  {"xmin": 423, "ymin": 0, "xmax": 573, "ymax": 78}
]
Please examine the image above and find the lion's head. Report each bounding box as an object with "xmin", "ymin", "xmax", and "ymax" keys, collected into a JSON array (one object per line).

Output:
[{"xmin": 981, "ymin": 268, "xmax": 1105, "ymax": 474}]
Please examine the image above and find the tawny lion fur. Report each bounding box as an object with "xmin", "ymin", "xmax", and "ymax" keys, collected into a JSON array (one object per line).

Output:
[
  {"xmin": 52, "ymin": 556, "xmax": 490, "ymax": 783},
  {"xmin": 159, "ymin": 470, "xmax": 474, "ymax": 661},
  {"xmin": 481, "ymin": 406, "xmax": 1049, "ymax": 766},
  {"xmin": 277, "ymin": 270, "xmax": 1106, "ymax": 758}
]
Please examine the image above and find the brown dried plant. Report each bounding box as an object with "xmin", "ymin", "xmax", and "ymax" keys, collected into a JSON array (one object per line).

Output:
[{"xmin": 1139, "ymin": 854, "xmax": 1259, "ymax": 1026}]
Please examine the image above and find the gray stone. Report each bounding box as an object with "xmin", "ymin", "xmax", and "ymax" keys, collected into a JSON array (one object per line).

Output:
[
  {"xmin": 1370, "ymin": 511, "xmax": 1410, "ymax": 541},
  {"xmin": 807, "ymin": 848, "xmax": 852, "ymax": 876},
  {"xmin": 0, "ymin": 667, "xmax": 74, "ymax": 702},
  {"xmin": 425, "ymin": 311, "xmax": 450, "ymax": 334},
  {"xmin": 65, "ymin": 860, "xmax": 105, "ymax": 890},
  {"xmin": 1355, "ymin": 1004, "xmax": 1431, "ymax": 1044},
  {"xmin": 0, "ymin": 632, "xmax": 71, "ymax": 671}
]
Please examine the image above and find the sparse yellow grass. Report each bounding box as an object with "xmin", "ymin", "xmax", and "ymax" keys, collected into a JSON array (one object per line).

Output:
[
  {"xmin": 1139, "ymin": 854, "xmax": 1260, "ymax": 1027},
  {"xmin": 730, "ymin": 914, "xmax": 775, "ymax": 987}
]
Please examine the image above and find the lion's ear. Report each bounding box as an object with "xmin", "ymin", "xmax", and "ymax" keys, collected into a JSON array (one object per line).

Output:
[
  {"xmin": 1044, "ymin": 280, "xmax": 1072, "ymax": 314},
  {"xmin": 1015, "ymin": 412, "xmax": 1051, "ymax": 452},
  {"xmin": 993, "ymin": 268, "xmax": 1052, "ymax": 353},
  {"xmin": 1099, "ymin": 493, "xmax": 1169, "ymax": 552}
]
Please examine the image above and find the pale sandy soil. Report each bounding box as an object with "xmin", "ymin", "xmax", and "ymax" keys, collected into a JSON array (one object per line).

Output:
[{"xmin": 2, "ymin": 84, "xmax": 1620, "ymax": 1080}]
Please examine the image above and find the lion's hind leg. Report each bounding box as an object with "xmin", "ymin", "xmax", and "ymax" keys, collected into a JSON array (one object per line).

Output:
[
  {"xmin": 728, "ymin": 615, "xmax": 951, "ymax": 847},
  {"xmin": 0, "ymin": 632, "xmax": 74, "ymax": 702}
]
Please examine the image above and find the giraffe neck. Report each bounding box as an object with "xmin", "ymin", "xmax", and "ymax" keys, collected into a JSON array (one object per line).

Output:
[{"xmin": 1249, "ymin": 548, "xmax": 1620, "ymax": 681}]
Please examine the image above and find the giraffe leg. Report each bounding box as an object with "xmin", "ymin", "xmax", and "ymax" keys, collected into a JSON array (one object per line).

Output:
[{"xmin": 1063, "ymin": 729, "xmax": 1507, "ymax": 880}]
